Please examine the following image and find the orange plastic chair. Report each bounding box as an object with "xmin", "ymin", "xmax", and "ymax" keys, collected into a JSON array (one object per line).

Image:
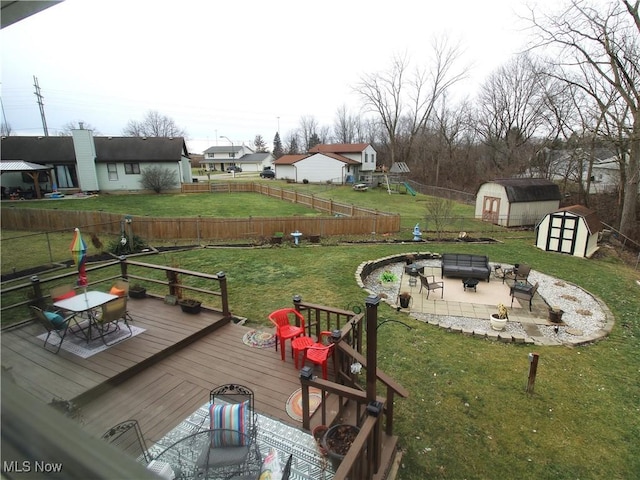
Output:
[
  {"xmin": 268, "ymin": 308, "xmax": 306, "ymax": 361},
  {"xmin": 302, "ymin": 331, "xmax": 334, "ymax": 380}
]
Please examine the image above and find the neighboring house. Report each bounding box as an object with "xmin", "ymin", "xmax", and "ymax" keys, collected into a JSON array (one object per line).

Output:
[
  {"xmin": 536, "ymin": 205, "xmax": 602, "ymax": 258},
  {"xmin": 531, "ymin": 147, "xmax": 627, "ymax": 194},
  {"xmin": 273, "ymin": 143, "xmax": 377, "ymax": 183},
  {"xmin": 201, "ymin": 144, "xmax": 257, "ymax": 171},
  {"xmin": 1, "ymin": 128, "xmax": 192, "ymax": 194},
  {"xmin": 475, "ymin": 178, "xmax": 562, "ymax": 227}
]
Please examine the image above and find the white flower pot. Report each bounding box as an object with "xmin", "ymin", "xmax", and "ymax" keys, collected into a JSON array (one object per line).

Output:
[{"xmin": 490, "ymin": 314, "xmax": 507, "ymax": 331}]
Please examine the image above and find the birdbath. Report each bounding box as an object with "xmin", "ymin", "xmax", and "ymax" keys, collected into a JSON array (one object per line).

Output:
[
  {"xmin": 412, "ymin": 223, "xmax": 422, "ymax": 241},
  {"xmin": 291, "ymin": 230, "xmax": 303, "ymax": 245}
]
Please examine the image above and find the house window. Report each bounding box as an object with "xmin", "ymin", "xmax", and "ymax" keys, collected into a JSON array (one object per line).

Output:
[
  {"xmin": 107, "ymin": 163, "xmax": 118, "ymax": 181},
  {"xmin": 229, "ymin": 152, "xmax": 235, "ymax": 158},
  {"xmin": 53, "ymin": 165, "xmax": 78, "ymax": 188},
  {"xmin": 124, "ymin": 163, "xmax": 140, "ymax": 174},
  {"xmin": 365, "ymin": 153, "xmax": 368, "ymax": 163}
]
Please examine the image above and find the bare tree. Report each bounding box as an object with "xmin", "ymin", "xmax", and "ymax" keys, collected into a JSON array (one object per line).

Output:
[
  {"xmin": 253, "ymin": 134, "xmax": 268, "ymax": 152},
  {"xmin": 425, "ymin": 196, "xmax": 454, "ymax": 240},
  {"xmin": 333, "ymin": 105, "xmax": 359, "ymax": 143},
  {"xmin": 298, "ymin": 115, "xmax": 320, "ymax": 151},
  {"xmin": 123, "ymin": 110, "xmax": 187, "ymax": 137},
  {"xmin": 528, "ymin": 0, "xmax": 640, "ymax": 237},
  {"xmin": 1, "ymin": 122, "xmax": 12, "ymax": 136},
  {"xmin": 59, "ymin": 120, "xmax": 101, "ymax": 136},
  {"xmin": 354, "ymin": 39, "xmax": 467, "ymax": 166},
  {"xmin": 474, "ymin": 53, "xmax": 555, "ymax": 172}
]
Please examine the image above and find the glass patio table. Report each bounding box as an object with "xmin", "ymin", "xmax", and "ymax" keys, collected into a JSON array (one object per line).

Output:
[{"xmin": 53, "ymin": 291, "xmax": 118, "ymax": 341}]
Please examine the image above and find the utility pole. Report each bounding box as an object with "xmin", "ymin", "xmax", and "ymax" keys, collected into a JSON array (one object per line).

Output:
[{"xmin": 33, "ymin": 75, "xmax": 49, "ymax": 136}]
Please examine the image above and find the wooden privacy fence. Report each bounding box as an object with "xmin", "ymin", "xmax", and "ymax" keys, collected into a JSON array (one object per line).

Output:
[
  {"xmin": 2, "ymin": 210, "xmax": 400, "ymax": 243},
  {"xmin": 182, "ymin": 181, "xmax": 387, "ymax": 217}
]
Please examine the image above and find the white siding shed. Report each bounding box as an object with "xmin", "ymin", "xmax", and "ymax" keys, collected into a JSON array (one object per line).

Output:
[{"xmin": 535, "ymin": 205, "xmax": 602, "ymax": 258}]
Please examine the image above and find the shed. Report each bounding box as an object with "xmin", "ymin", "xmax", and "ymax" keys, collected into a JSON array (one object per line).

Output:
[
  {"xmin": 475, "ymin": 178, "xmax": 562, "ymax": 227},
  {"xmin": 535, "ymin": 205, "xmax": 602, "ymax": 258}
]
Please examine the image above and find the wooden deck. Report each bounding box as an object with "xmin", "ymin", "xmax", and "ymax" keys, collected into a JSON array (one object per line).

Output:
[{"xmin": 1, "ymin": 296, "xmax": 315, "ymax": 444}]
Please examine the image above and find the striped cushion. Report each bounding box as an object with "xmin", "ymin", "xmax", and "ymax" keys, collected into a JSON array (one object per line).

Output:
[{"xmin": 209, "ymin": 401, "xmax": 249, "ymax": 447}]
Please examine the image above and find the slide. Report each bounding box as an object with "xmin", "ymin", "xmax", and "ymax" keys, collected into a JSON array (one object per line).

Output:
[{"xmin": 403, "ymin": 182, "xmax": 417, "ymax": 196}]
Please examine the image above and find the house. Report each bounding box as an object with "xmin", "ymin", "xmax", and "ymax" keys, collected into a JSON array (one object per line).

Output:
[
  {"xmin": 1, "ymin": 128, "xmax": 192, "ymax": 195},
  {"xmin": 475, "ymin": 178, "xmax": 562, "ymax": 227},
  {"xmin": 536, "ymin": 205, "xmax": 602, "ymax": 258},
  {"xmin": 200, "ymin": 144, "xmax": 273, "ymax": 172},
  {"xmin": 273, "ymin": 143, "xmax": 377, "ymax": 183}
]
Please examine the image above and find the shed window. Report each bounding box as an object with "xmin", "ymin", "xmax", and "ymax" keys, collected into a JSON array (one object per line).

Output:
[
  {"xmin": 107, "ymin": 163, "xmax": 118, "ymax": 181},
  {"xmin": 124, "ymin": 163, "xmax": 140, "ymax": 174}
]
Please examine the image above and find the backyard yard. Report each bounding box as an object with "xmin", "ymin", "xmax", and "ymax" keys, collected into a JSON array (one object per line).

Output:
[{"xmin": 1, "ymin": 186, "xmax": 639, "ymax": 479}]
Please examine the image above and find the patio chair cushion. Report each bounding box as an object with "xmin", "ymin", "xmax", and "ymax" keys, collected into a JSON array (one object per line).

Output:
[
  {"xmin": 53, "ymin": 290, "xmax": 76, "ymax": 301},
  {"xmin": 209, "ymin": 401, "xmax": 250, "ymax": 446},
  {"xmin": 110, "ymin": 286, "xmax": 126, "ymax": 297},
  {"xmin": 44, "ymin": 311, "xmax": 65, "ymax": 328}
]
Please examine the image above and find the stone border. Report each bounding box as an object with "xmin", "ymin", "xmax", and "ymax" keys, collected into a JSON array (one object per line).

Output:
[{"xmin": 356, "ymin": 251, "xmax": 615, "ymax": 347}]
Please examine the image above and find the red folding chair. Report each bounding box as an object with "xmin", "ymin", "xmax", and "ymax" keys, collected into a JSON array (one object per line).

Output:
[{"xmin": 268, "ymin": 308, "xmax": 306, "ymax": 361}]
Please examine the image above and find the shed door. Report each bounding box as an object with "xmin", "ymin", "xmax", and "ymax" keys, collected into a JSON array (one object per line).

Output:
[
  {"xmin": 546, "ymin": 213, "xmax": 577, "ymax": 254},
  {"xmin": 482, "ymin": 196, "xmax": 500, "ymax": 224}
]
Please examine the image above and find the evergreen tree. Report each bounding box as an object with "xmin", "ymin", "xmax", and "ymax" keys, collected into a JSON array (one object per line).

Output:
[
  {"xmin": 287, "ymin": 136, "xmax": 299, "ymax": 155},
  {"xmin": 308, "ymin": 132, "xmax": 321, "ymax": 150},
  {"xmin": 273, "ymin": 132, "xmax": 284, "ymax": 158}
]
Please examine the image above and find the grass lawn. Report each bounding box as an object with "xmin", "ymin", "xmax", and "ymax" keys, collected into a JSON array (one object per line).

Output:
[{"xmin": 1, "ymin": 186, "xmax": 639, "ymax": 479}]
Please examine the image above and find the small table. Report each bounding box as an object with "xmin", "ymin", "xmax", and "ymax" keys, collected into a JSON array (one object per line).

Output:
[
  {"xmin": 54, "ymin": 291, "xmax": 118, "ymax": 341},
  {"xmin": 462, "ymin": 278, "xmax": 479, "ymax": 292}
]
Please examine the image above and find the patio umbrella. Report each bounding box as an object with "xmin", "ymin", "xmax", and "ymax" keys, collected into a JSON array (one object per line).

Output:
[{"xmin": 70, "ymin": 227, "xmax": 88, "ymax": 288}]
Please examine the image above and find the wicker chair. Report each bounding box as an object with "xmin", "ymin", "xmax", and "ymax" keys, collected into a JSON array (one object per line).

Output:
[{"xmin": 419, "ymin": 273, "xmax": 444, "ymax": 299}]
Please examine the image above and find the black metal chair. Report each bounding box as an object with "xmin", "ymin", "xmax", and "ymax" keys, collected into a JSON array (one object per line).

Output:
[
  {"xmin": 101, "ymin": 419, "xmax": 151, "ymax": 465},
  {"xmin": 419, "ymin": 273, "xmax": 444, "ymax": 299},
  {"xmin": 30, "ymin": 305, "xmax": 81, "ymax": 354}
]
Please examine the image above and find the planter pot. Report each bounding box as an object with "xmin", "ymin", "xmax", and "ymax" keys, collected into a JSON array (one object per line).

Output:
[
  {"xmin": 490, "ymin": 313, "xmax": 507, "ymax": 331},
  {"xmin": 179, "ymin": 300, "xmax": 201, "ymax": 314},
  {"xmin": 312, "ymin": 425, "xmax": 329, "ymax": 456},
  {"xmin": 321, "ymin": 424, "xmax": 360, "ymax": 469},
  {"xmin": 129, "ymin": 288, "xmax": 146, "ymax": 299},
  {"xmin": 308, "ymin": 234, "xmax": 320, "ymax": 244},
  {"xmin": 270, "ymin": 235, "xmax": 283, "ymax": 245},
  {"xmin": 399, "ymin": 296, "xmax": 411, "ymax": 309}
]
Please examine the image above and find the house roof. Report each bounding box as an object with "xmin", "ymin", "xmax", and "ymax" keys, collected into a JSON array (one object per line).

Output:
[
  {"xmin": 273, "ymin": 154, "xmax": 310, "ymax": 165},
  {"xmin": 555, "ymin": 205, "xmax": 602, "ymax": 234},
  {"xmin": 235, "ymin": 153, "xmax": 272, "ymax": 164},
  {"xmin": 490, "ymin": 178, "xmax": 562, "ymax": 203},
  {"xmin": 1, "ymin": 136, "xmax": 76, "ymax": 163},
  {"xmin": 203, "ymin": 145, "xmax": 249, "ymax": 154},
  {"xmin": 1, "ymin": 136, "xmax": 188, "ymax": 164},
  {"xmin": 308, "ymin": 143, "xmax": 370, "ymax": 154},
  {"xmin": 93, "ymin": 137, "xmax": 188, "ymax": 162},
  {"xmin": 389, "ymin": 162, "xmax": 410, "ymax": 173}
]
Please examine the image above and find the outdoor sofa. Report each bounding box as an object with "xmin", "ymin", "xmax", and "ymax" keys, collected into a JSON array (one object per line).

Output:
[{"xmin": 441, "ymin": 253, "xmax": 491, "ymax": 282}]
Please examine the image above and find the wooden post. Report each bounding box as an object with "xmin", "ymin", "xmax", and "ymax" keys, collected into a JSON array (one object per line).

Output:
[
  {"xmin": 526, "ymin": 352, "xmax": 539, "ymax": 394},
  {"xmin": 365, "ymin": 295, "xmax": 379, "ymax": 403}
]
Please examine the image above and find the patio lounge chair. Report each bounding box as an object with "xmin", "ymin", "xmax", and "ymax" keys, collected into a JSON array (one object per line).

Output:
[
  {"xmin": 30, "ymin": 305, "xmax": 80, "ymax": 354},
  {"xmin": 94, "ymin": 297, "xmax": 133, "ymax": 345}
]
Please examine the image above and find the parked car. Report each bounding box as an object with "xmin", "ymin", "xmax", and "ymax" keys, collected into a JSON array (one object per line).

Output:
[
  {"xmin": 259, "ymin": 169, "xmax": 276, "ymax": 179},
  {"xmin": 226, "ymin": 165, "xmax": 242, "ymax": 173}
]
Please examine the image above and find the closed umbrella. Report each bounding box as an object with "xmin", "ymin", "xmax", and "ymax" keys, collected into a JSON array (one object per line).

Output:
[{"xmin": 70, "ymin": 228, "xmax": 88, "ymax": 288}]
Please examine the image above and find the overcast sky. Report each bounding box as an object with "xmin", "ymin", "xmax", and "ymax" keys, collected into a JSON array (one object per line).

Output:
[{"xmin": 1, "ymin": 0, "xmax": 561, "ymax": 153}]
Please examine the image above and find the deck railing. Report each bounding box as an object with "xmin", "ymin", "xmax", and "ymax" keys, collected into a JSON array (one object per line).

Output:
[
  {"xmin": 293, "ymin": 299, "xmax": 409, "ymax": 480},
  {"xmin": 0, "ymin": 257, "xmax": 230, "ymax": 328}
]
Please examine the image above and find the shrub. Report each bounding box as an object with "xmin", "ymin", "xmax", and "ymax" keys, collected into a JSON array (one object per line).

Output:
[{"xmin": 140, "ymin": 166, "xmax": 178, "ymax": 193}]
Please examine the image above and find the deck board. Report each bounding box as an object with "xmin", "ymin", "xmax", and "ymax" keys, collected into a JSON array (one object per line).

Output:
[{"xmin": 1, "ymin": 295, "xmax": 321, "ymax": 444}]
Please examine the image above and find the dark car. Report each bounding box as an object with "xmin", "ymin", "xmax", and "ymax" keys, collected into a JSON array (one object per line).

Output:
[
  {"xmin": 226, "ymin": 165, "xmax": 242, "ymax": 173},
  {"xmin": 259, "ymin": 169, "xmax": 275, "ymax": 179}
]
